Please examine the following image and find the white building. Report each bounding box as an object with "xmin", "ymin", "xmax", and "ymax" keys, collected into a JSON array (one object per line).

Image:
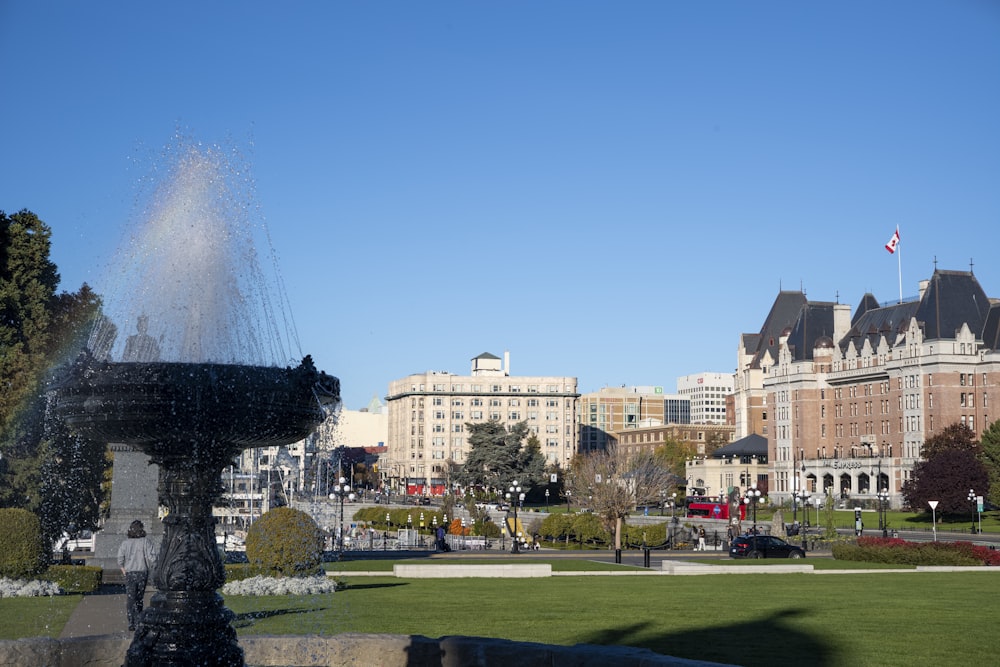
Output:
[
  {"xmin": 678, "ymin": 372, "xmax": 734, "ymax": 424},
  {"xmin": 385, "ymin": 351, "xmax": 579, "ymax": 495}
]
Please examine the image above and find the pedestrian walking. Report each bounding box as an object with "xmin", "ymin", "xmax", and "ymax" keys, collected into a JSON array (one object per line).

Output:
[
  {"xmin": 117, "ymin": 520, "xmax": 157, "ymax": 631},
  {"xmin": 697, "ymin": 526, "xmax": 707, "ymax": 551}
]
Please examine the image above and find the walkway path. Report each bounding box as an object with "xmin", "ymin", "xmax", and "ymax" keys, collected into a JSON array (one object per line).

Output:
[{"xmin": 59, "ymin": 584, "xmax": 152, "ymax": 639}]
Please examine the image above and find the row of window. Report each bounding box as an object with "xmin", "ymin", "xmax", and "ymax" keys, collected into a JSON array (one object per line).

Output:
[{"xmin": 417, "ymin": 383, "xmax": 570, "ymax": 393}]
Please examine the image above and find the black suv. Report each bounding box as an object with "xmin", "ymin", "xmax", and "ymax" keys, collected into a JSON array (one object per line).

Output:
[{"xmin": 729, "ymin": 534, "xmax": 805, "ymax": 559}]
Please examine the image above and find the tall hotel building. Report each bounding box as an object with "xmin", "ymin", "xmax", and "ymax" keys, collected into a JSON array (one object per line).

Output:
[
  {"xmin": 384, "ymin": 352, "xmax": 578, "ymax": 495},
  {"xmin": 732, "ymin": 268, "xmax": 1000, "ymax": 511}
]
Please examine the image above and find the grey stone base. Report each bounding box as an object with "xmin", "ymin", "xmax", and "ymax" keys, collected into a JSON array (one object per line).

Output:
[{"xmin": 0, "ymin": 634, "xmax": 735, "ymax": 667}]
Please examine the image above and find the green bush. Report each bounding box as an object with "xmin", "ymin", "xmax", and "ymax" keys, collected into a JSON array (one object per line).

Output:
[
  {"xmin": 39, "ymin": 565, "xmax": 102, "ymax": 593},
  {"xmin": 0, "ymin": 508, "xmax": 47, "ymax": 579},
  {"xmin": 224, "ymin": 563, "xmax": 274, "ymax": 581},
  {"xmin": 245, "ymin": 507, "xmax": 325, "ymax": 576}
]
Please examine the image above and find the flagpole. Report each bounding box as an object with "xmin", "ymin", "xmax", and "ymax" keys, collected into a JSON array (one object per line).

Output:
[{"xmin": 897, "ymin": 232, "xmax": 903, "ymax": 303}]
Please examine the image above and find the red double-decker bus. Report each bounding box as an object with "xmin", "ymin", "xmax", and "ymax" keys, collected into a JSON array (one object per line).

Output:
[{"xmin": 686, "ymin": 501, "xmax": 745, "ymax": 521}]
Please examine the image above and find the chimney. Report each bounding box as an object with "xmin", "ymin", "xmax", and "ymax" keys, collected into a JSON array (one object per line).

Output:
[
  {"xmin": 504, "ymin": 350, "xmax": 510, "ymax": 376},
  {"xmin": 918, "ymin": 279, "xmax": 930, "ymax": 300}
]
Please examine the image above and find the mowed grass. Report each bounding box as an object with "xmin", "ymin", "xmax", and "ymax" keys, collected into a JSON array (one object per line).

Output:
[
  {"xmin": 0, "ymin": 595, "xmax": 80, "ymax": 639},
  {"xmin": 222, "ymin": 571, "xmax": 999, "ymax": 667}
]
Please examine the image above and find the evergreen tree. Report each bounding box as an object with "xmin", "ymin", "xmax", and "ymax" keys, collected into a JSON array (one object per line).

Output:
[
  {"xmin": 978, "ymin": 419, "xmax": 1000, "ymax": 508},
  {"xmin": 0, "ymin": 210, "xmax": 109, "ymax": 533},
  {"xmin": 453, "ymin": 419, "xmax": 545, "ymax": 493}
]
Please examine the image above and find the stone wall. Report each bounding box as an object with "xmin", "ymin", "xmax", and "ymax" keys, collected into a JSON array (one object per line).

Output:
[{"xmin": 0, "ymin": 633, "xmax": 735, "ymax": 667}]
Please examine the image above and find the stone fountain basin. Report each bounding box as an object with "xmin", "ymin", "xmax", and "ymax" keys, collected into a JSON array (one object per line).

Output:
[{"xmin": 52, "ymin": 357, "xmax": 330, "ymax": 451}]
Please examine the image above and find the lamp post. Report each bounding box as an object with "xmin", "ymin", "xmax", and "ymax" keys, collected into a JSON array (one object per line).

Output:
[
  {"xmin": 794, "ymin": 490, "xmax": 810, "ymax": 550},
  {"xmin": 670, "ymin": 493, "xmax": 677, "ymax": 521},
  {"xmin": 507, "ymin": 480, "xmax": 523, "ymax": 554},
  {"xmin": 815, "ymin": 497, "xmax": 822, "ymax": 530},
  {"xmin": 743, "ymin": 484, "xmax": 762, "ymax": 549},
  {"xmin": 461, "ymin": 518, "xmax": 466, "ymax": 550},
  {"xmin": 968, "ymin": 489, "xmax": 977, "ymax": 534},
  {"xmin": 330, "ymin": 476, "xmax": 355, "ymax": 552},
  {"xmin": 545, "ymin": 488, "xmax": 550, "ymax": 511},
  {"xmin": 877, "ymin": 489, "xmax": 890, "ymax": 537}
]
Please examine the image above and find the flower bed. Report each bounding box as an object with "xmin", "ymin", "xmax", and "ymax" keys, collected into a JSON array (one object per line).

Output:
[{"xmin": 833, "ymin": 537, "xmax": 1000, "ymax": 566}]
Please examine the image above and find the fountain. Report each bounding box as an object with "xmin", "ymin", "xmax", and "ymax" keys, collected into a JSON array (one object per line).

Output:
[{"xmin": 48, "ymin": 137, "xmax": 340, "ymax": 666}]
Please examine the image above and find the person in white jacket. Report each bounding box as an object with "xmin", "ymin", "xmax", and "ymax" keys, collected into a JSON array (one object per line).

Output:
[{"xmin": 117, "ymin": 520, "xmax": 157, "ymax": 631}]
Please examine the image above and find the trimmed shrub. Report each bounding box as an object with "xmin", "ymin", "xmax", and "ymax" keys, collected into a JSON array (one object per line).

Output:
[
  {"xmin": 245, "ymin": 507, "xmax": 324, "ymax": 576},
  {"xmin": 0, "ymin": 508, "xmax": 47, "ymax": 579},
  {"xmin": 39, "ymin": 565, "xmax": 102, "ymax": 593}
]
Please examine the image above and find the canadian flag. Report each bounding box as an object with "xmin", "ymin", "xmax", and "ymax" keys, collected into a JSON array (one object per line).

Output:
[{"xmin": 885, "ymin": 226, "xmax": 900, "ymax": 254}]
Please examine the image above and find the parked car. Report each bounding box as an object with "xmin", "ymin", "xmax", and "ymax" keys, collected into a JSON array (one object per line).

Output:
[{"xmin": 729, "ymin": 534, "xmax": 805, "ymax": 559}]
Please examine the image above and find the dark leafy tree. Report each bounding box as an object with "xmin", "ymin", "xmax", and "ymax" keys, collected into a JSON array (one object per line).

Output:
[
  {"xmin": 453, "ymin": 419, "xmax": 546, "ymax": 494},
  {"xmin": 0, "ymin": 210, "xmax": 109, "ymax": 532},
  {"xmin": 979, "ymin": 420, "xmax": 1000, "ymax": 508},
  {"xmin": 902, "ymin": 449, "xmax": 989, "ymax": 515},
  {"xmin": 922, "ymin": 423, "xmax": 980, "ymax": 459}
]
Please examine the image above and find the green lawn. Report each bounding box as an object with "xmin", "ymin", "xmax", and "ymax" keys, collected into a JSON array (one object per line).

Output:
[
  {"xmin": 222, "ymin": 570, "xmax": 998, "ymax": 667},
  {"xmin": 3, "ymin": 568, "xmax": 996, "ymax": 666},
  {"xmin": 0, "ymin": 595, "xmax": 80, "ymax": 639}
]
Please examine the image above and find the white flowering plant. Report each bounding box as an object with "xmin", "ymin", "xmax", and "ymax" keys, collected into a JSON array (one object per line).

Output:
[
  {"xmin": 221, "ymin": 574, "xmax": 338, "ymax": 597},
  {"xmin": 0, "ymin": 576, "xmax": 64, "ymax": 597}
]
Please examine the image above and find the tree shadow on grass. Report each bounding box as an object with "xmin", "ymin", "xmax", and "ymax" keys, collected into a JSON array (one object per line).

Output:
[
  {"xmin": 232, "ymin": 607, "xmax": 325, "ymax": 629},
  {"xmin": 578, "ymin": 608, "xmax": 838, "ymax": 667},
  {"xmin": 346, "ymin": 582, "xmax": 410, "ymax": 591}
]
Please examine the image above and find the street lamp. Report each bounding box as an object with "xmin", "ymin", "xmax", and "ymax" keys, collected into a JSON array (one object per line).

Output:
[
  {"xmin": 815, "ymin": 497, "xmax": 822, "ymax": 530},
  {"xmin": 330, "ymin": 476, "xmax": 355, "ymax": 552},
  {"xmin": 743, "ymin": 484, "xmax": 762, "ymax": 540},
  {"xmin": 461, "ymin": 518, "xmax": 466, "ymax": 550},
  {"xmin": 545, "ymin": 488, "xmax": 550, "ymax": 510},
  {"xmin": 794, "ymin": 490, "xmax": 810, "ymax": 550},
  {"xmin": 968, "ymin": 489, "xmax": 977, "ymax": 534},
  {"xmin": 876, "ymin": 489, "xmax": 890, "ymax": 537},
  {"xmin": 506, "ymin": 480, "xmax": 523, "ymax": 554},
  {"xmin": 928, "ymin": 500, "xmax": 939, "ymax": 542}
]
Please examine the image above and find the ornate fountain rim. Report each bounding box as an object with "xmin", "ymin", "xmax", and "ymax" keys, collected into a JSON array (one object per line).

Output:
[{"xmin": 51, "ymin": 351, "xmax": 338, "ymax": 451}]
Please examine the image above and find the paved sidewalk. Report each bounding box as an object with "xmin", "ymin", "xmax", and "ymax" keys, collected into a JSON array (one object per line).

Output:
[{"xmin": 59, "ymin": 584, "xmax": 152, "ymax": 639}]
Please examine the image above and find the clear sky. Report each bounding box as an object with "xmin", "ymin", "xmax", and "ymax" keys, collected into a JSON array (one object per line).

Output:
[{"xmin": 2, "ymin": 2, "xmax": 999, "ymax": 410}]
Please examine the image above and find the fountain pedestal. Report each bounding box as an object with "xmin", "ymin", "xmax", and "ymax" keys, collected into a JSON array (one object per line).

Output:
[{"xmin": 128, "ymin": 454, "xmax": 241, "ymax": 666}]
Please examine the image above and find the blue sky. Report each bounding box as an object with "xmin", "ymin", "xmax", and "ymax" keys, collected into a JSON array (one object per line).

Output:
[{"xmin": 2, "ymin": 2, "xmax": 999, "ymax": 410}]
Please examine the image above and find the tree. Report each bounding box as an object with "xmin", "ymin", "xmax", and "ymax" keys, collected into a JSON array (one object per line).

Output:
[
  {"xmin": 903, "ymin": 449, "xmax": 988, "ymax": 515},
  {"xmin": 567, "ymin": 447, "xmax": 674, "ymax": 552},
  {"xmin": 922, "ymin": 423, "xmax": 980, "ymax": 459},
  {"xmin": 979, "ymin": 419, "xmax": 1000, "ymax": 508},
  {"xmin": 653, "ymin": 436, "xmax": 697, "ymax": 484},
  {"xmin": 902, "ymin": 422, "xmax": 989, "ymax": 515},
  {"xmin": 0, "ymin": 210, "xmax": 108, "ymax": 532},
  {"xmin": 453, "ymin": 419, "xmax": 546, "ymax": 494}
]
